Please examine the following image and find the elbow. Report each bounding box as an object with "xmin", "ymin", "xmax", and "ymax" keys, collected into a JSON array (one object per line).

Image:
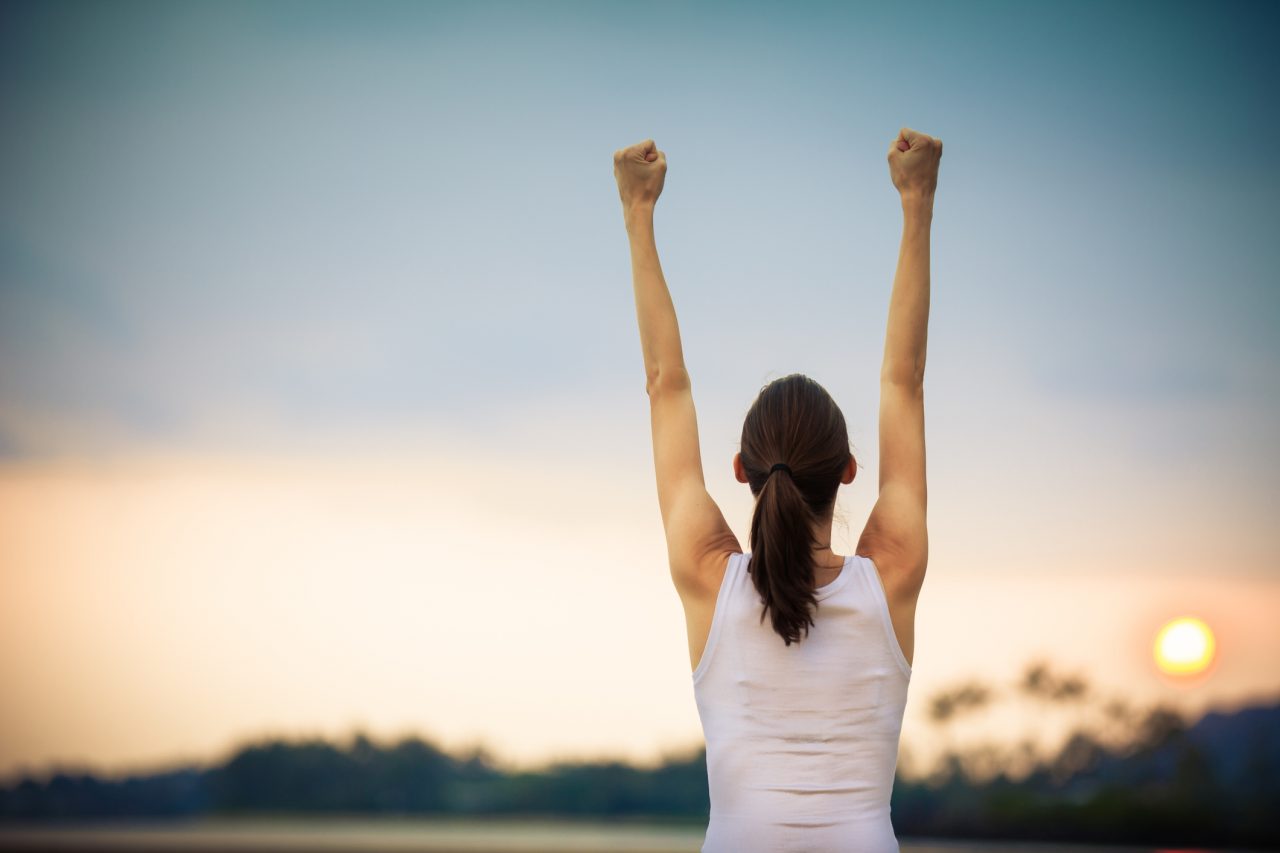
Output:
[
  {"xmin": 881, "ymin": 358, "xmax": 926, "ymax": 388},
  {"xmin": 645, "ymin": 364, "xmax": 692, "ymax": 397},
  {"xmin": 881, "ymin": 369, "xmax": 925, "ymax": 389}
]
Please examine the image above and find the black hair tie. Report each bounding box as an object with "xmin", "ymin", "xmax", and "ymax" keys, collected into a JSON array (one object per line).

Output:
[{"xmin": 769, "ymin": 462, "xmax": 792, "ymax": 477}]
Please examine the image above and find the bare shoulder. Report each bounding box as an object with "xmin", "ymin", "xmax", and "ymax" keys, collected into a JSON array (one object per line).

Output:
[
  {"xmin": 672, "ymin": 539, "xmax": 739, "ymax": 604},
  {"xmin": 855, "ymin": 539, "xmax": 925, "ymax": 611},
  {"xmin": 695, "ymin": 547, "xmax": 740, "ymax": 600}
]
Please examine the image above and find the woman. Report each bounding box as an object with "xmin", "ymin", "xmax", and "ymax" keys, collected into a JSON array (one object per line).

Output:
[{"xmin": 613, "ymin": 127, "xmax": 941, "ymax": 852}]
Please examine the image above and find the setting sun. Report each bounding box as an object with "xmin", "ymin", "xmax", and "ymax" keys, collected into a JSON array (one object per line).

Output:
[{"xmin": 1154, "ymin": 616, "xmax": 1216, "ymax": 677}]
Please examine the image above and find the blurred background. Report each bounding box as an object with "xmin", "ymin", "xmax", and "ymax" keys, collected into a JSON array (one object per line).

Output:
[{"xmin": 1, "ymin": 0, "xmax": 1277, "ymax": 849}]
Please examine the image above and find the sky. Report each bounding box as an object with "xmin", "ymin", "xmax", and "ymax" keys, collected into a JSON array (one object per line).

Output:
[{"xmin": 1, "ymin": 0, "xmax": 1278, "ymax": 782}]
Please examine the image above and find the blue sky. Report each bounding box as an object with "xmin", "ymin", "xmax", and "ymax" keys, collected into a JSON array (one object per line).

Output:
[
  {"xmin": 1, "ymin": 0, "xmax": 1278, "ymax": 777},
  {"xmin": 6, "ymin": 0, "xmax": 1276, "ymax": 569},
  {"xmin": 3, "ymin": 0, "xmax": 1277, "ymax": 453}
]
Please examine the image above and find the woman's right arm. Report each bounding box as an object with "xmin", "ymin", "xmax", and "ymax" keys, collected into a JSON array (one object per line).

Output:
[{"xmin": 855, "ymin": 128, "xmax": 942, "ymax": 600}]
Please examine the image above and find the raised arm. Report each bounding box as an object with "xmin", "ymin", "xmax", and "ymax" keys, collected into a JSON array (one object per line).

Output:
[
  {"xmin": 613, "ymin": 139, "xmax": 740, "ymax": 595},
  {"xmin": 615, "ymin": 140, "xmax": 682, "ymax": 390},
  {"xmin": 856, "ymin": 127, "xmax": 942, "ymax": 601}
]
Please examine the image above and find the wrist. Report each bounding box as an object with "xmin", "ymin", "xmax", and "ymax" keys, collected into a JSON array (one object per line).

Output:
[
  {"xmin": 624, "ymin": 201, "xmax": 655, "ymax": 228},
  {"xmin": 900, "ymin": 192, "xmax": 934, "ymax": 219},
  {"xmin": 896, "ymin": 190, "xmax": 936, "ymax": 213}
]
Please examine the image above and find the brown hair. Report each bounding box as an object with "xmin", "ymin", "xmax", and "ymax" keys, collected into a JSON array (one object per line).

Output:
[{"xmin": 739, "ymin": 373, "xmax": 855, "ymax": 645}]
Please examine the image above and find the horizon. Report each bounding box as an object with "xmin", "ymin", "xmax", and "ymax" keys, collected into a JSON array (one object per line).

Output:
[{"xmin": 3, "ymin": 659, "xmax": 1275, "ymax": 787}]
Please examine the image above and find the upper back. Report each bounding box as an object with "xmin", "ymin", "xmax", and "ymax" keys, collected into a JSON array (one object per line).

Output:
[{"xmin": 691, "ymin": 551, "xmax": 912, "ymax": 833}]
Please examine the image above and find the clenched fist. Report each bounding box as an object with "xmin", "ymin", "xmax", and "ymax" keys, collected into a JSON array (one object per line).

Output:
[
  {"xmin": 613, "ymin": 138, "xmax": 666, "ymax": 211},
  {"xmin": 888, "ymin": 127, "xmax": 942, "ymax": 200}
]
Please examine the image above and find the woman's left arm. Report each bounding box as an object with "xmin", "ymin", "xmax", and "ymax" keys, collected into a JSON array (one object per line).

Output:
[{"xmin": 614, "ymin": 140, "xmax": 740, "ymax": 594}]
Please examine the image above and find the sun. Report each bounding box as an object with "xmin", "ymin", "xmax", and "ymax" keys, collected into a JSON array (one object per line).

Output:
[{"xmin": 1153, "ymin": 616, "xmax": 1216, "ymax": 677}]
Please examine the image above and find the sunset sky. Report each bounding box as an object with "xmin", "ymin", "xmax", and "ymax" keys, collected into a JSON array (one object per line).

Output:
[{"xmin": 2, "ymin": 0, "xmax": 1278, "ymax": 783}]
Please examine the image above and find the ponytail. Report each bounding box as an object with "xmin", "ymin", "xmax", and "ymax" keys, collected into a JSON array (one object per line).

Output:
[{"xmin": 748, "ymin": 465, "xmax": 824, "ymax": 645}]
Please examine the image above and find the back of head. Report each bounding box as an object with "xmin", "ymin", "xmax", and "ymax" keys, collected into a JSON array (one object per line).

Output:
[{"xmin": 740, "ymin": 373, "xmax": 854, "ymax": 646}]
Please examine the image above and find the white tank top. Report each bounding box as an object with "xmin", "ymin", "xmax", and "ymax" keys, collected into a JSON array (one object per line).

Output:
[{"xmin": 692, "ymin": 551, "xmax": 912, "ymax": 853}]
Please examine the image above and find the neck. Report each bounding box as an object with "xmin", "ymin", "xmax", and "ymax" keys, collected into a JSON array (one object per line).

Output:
[{"xmin": 809, "ymin": 518, "xmax": 843, "ymax": 567}]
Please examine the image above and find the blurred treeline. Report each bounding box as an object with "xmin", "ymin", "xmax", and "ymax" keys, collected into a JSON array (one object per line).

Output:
[
  {"xmin": 1, "ymin": 660, "xmax": 1276, "ymax": 848},
  {"xmin": 892, "ymin": 660, "xmax": 1278, "ymax": 847}
]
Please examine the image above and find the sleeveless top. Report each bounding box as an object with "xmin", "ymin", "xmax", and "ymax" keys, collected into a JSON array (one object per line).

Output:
[{"xmin": 692, "ymin": 551, "xmax": 912, "ymax": 853}]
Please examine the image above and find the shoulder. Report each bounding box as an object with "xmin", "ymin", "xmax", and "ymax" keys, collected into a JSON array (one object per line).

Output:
[
  {"xmin": 856, "ymin": 546, "xmax": 924, "ymax": 610},
  {"xmin": 680, "ymin": 547, "xmax": 741, "ymax": 603}
]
